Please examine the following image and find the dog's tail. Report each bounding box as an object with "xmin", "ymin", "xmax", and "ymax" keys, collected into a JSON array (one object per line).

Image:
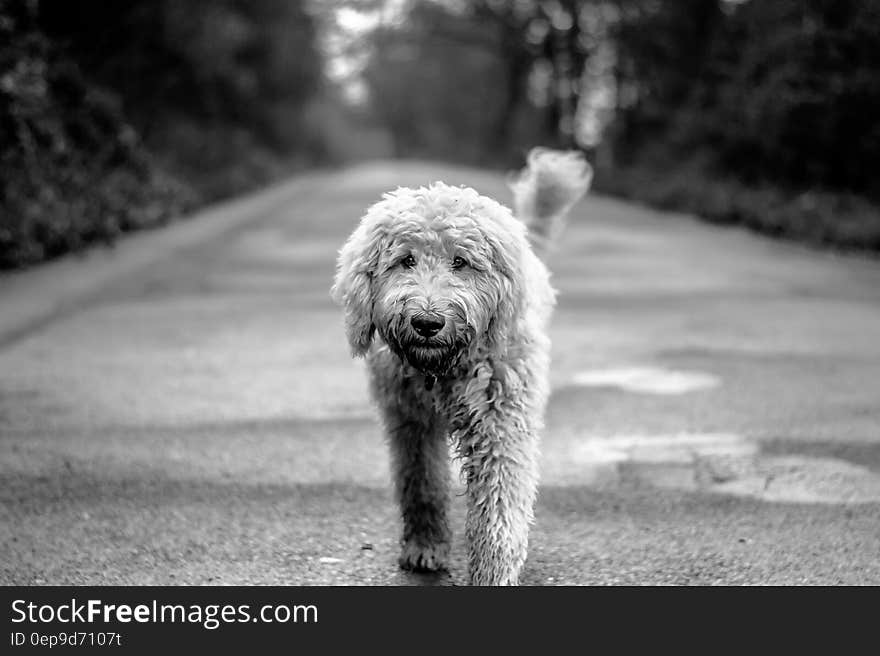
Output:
[{"xmin": 508, "ymin": 147, "xmax": 592, "ymax": 256}]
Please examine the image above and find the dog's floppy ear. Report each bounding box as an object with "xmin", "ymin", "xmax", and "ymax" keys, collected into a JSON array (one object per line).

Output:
[
  {"xmin": 478, "ymin": 217, "xmax": 529, "ymax": 346},
  {"xmin": 331, "ymin": 218, "xmax": 384, "ymax": 356},
  {"xmin": 480, "ymin": 206, "xmax": 554, "ymax": 350}
]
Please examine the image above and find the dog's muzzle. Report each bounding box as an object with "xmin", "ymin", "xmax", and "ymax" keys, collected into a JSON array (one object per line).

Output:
[{"xmin": 390, "ymin": 317, "xmax": 464, "ymax": 377}]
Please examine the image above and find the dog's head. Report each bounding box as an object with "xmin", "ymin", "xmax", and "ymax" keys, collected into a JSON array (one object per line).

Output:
[{"xmin": 331, "ymin": 183, "xmax": 537, "ymax": 376}]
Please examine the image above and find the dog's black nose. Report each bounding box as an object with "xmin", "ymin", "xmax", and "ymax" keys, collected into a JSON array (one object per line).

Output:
[{"xmin": 411, "ymin": 314, "xmax": 445, "ymax": 338}]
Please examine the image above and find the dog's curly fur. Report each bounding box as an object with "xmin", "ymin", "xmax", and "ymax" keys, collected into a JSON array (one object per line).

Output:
[{"xmin": 331, "ymin": 149, "xmax": 591, "ymax": 585}]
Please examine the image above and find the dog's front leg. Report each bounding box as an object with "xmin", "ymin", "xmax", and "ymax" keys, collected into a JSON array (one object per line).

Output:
[
  {"xmin": 460, "ymin": 421, "xmax": 539, "ymax": 586},
  {"xmin": 378, "ymin": 391, "xmax": 451, "ymax": 573},
  {"xmin": 456, "ymin": 359, "xmax": 541, "ymax": 587}
]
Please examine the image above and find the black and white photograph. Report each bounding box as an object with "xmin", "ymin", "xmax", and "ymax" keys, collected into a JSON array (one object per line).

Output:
[{"xmin": 2, "ymin": 0, "xmax": 879, "ymax": 602}]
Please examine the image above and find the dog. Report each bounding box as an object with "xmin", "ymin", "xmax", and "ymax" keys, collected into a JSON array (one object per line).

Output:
[{"xmin": 331, "ymin": 149, "xmax": 592, "ymax": 585}]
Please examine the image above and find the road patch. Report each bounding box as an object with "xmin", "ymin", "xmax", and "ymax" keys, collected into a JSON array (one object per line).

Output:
[
  {"xmin": 566, "ymin": 432, "xmax": 880, "ymax": 504},
  {"xmin": 571, "ymin": 367, "xmax": 720, "ymax": 394}
]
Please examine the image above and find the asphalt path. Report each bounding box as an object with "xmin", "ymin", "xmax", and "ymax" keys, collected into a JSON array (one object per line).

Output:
[{"xmin": 2, "ymin": 161, "xmax": 879, "ymax": 585}]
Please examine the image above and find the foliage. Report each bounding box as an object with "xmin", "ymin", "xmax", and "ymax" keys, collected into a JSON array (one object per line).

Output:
[
  {"xmin": 3, "ymin": 0, "xmax": 880, "ymax": 266},
  {"xmin": 612, "ymin": 0, "xmax": 880, "ymax": 199},
  {"xmin": 0, "ymin": 0, "xmax": 327, "ymax": 269},
  {"xmin": 356, "ymin": 0, "xmax": 880, "ymax": 250},
  {"xmin": 0, "ymin": 0, "xmax": 195, "ymax": 268},
  {"xmin": 597, "ymin": 0, "xmax": 880, "ymax": 250},
  {"xmin": 360, "ymin": 0, "xmax": 598, "ymax": 166},
  {"xmin": 595, "ymin": 164, "xmax": 880, "ymax": 252}
]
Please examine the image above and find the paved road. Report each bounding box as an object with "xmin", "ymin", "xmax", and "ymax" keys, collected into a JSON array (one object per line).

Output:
[{"xmin": 2, "ymin": 161, "xmax": 879, "ymax": 585}]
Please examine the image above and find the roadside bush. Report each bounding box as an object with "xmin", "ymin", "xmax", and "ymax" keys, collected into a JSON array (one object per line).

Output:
[
  {"xmin": 593, "ymin": 165, "xmax": 880, "ymax": 253},
  {"xmin": 0, "ymin": 0, "xmax": 327, "ymax": 270},
  {"xmin": 0, "ymin": 2, "xmax": 195, "ymax": 269}
]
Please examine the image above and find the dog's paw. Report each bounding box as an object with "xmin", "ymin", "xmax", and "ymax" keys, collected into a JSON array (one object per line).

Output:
[{"xmin": 398, "ymin": 540, "xmax": 450, "ymax": 573}]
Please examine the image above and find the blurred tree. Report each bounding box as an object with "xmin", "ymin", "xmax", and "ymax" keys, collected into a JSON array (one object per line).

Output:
[
  {"xmin": 0, "ymin": 0, "xmax": 194, "ymax": 268},
  {"xmin": 5, "ymin": 0, "xmax": 880, "ymax": 264},
  {"xmin": 36, "ymin": 0, "xmax": 323, "ymax": 151},
  {"xmin": 358, "ymin": 0, "xmax": 607, "ymax": 164},
  {"xmin": 609, "ymin": 0, "xmax": 880, "ymax": 198},
  {"xmin": 363, "ymin": 1, "xmax": 509, "ymax": 162},
  {"xmin": 354, "ymin": 0, "xmax": 880, "ymax": 198},
  {"xmin": 708, "ymin": 0, "xmax": 880, "ymax": 196},
  {"xmin": 1, "ymin": 0, "xmax": 330, "ymax": 268},
  {"xmin": 610, "ymin": 0, "xmax": 723, "ymax": 162}
]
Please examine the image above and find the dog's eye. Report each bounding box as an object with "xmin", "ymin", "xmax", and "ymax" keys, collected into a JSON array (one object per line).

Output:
[
  {"xmin": 401, "ymin": 254, "xmax": 416, "ymax": 268},
  {"xmin": 452, "ymin": 256, "xmax": 468, "ymax": 270}
]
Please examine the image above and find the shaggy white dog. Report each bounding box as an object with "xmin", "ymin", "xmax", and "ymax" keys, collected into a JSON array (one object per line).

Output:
[{"xmin": 332, "ymin": 149, "xmax": 591, "ymax": 585}]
